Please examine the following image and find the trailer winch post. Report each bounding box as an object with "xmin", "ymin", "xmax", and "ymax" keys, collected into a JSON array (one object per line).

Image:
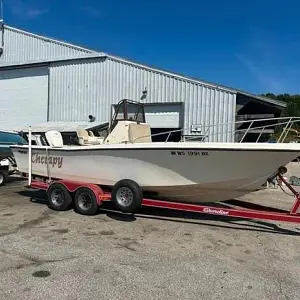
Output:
[{"xmin": 277, "ymin": 172, "xmax": 300, "ymax": 214}]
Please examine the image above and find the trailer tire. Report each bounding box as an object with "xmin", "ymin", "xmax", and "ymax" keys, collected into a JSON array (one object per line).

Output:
[
  {"xmin": 47, "ymin": 183, "xmax": 73, "ymax": 211},
  {"xmin": 74, "ymin": 188, "xmax": 98, "ymax": 215},
  {"xmin": 111, "ymin": 179, "xmax": 142, "ymax": 213},
  {"xmin": 0, "ymin": 172, "xmax": 6, "ymax": 186}
]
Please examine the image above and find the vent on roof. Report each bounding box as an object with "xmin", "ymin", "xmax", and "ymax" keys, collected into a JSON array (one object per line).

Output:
[{"xmin": 88, "ymin": 115, "xmax": 96, "ymax": 122}]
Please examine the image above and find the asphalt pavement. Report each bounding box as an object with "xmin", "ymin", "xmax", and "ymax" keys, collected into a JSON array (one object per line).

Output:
[{"xmin": 0, "ymin": 176, "xmax": 300, "ymax": 300}]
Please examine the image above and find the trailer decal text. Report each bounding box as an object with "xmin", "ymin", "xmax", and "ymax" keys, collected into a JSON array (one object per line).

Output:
[
  {"xmin": 31, "ymin": 153, "xmax": 63, "ymax": 168},
  {"xmin": 203, "ymin": 208, "xmax": 229, "ymax": 215}
]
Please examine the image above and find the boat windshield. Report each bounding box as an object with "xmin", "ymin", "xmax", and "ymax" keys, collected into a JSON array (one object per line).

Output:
[{"xmin": 110, "ymin": 99, "xmax": 146, "ymax": 132}]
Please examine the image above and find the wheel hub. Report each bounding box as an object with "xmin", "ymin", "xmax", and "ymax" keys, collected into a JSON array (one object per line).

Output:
[
  {"xmin": 51, "ymin": 189, "xmax": 63, "ymax": 205},
  {"xmin": 116, "ymin": 187, "xmax": 134, "ymax": 207},
  {"xmin": 78, "ymin": 194, "xmax": 92, "ymax": 211}
]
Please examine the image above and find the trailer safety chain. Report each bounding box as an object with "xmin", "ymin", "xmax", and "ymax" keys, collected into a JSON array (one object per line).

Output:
[{"xmin": 276, "ymin": 176, "xmax": 297, "ymax": 197}]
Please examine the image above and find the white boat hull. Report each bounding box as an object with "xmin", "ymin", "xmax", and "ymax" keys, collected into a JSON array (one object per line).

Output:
[{"xmin": 10, "ymin": 142, "xmax": 300, "ymax": 203}]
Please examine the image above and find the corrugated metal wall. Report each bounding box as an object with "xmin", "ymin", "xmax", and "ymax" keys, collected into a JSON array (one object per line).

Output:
[
  {"xmin": 49, "ymin": 57, "xmax": 236, "ymax": 142},
  {"xmin": 0, "ymin": 26, "xmax": 93, "ymax": 67}
]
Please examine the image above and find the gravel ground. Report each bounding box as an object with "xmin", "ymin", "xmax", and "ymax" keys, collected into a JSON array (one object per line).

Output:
[{"xmin": 0, "ymin": 173, "xmax": 300, "ymax": 300}]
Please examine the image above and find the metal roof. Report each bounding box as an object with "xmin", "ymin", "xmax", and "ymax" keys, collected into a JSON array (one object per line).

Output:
[
  {"xmin": 16, "ymin": 121, "xmax": 109, "ymax": 133},
  {"xmin": 105, "ymin": 54, "xmax": 287, "ymax": 108},
  {"xmin": 5, "ymin": 25, "xmax": 97, "ymax": 54},
  {"xmin": 0, "ymin": 53, "xmax": 106, "ymax": 68},
  {"xmin": 235, "ymin": 92, "xmax": 287, "ymax": 108},
  {"xmin": 2, "ymin": 24, "xmax": 287, "ymax": 109}
]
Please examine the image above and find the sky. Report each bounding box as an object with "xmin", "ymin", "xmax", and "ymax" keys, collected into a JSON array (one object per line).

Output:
[{"xmin": 2, "ymin": 0, "xmax": 300, "ymax": 95}]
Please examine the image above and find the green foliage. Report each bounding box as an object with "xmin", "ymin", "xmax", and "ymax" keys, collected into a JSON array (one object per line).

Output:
[
  {"xmin": 262, "ymin": 93, "xmax": 300, "ymax": 118},
  {"xmin": 261, "ymin": 93, "xmax": 300, "ymax": 142}
]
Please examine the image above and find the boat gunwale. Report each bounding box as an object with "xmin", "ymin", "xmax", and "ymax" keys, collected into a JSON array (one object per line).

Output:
[{"xmin": 9, "ymin": 142, "xmax": 300, "ymax": 153}]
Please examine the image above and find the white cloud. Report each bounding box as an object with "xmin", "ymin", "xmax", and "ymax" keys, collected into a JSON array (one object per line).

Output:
[
  {"xmin": 236, "ymin": 53, "xmax": 284, "ymax": 93},
  {"xmin": 80, "ymin": 6, "xmax": 103, "ymax": 18},
  {"xmin": 8, "ymin": 0, "xmax": 48, "ymax": 19},
  {"xmin": 26, "ymin": 8, "xmax": 48, "ymax": 17}
]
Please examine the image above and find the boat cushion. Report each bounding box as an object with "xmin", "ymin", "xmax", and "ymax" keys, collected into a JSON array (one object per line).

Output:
[
  {"xmin": 45, "ymin": 130, "xmax": 64, "ymax": 147},
  {"xmin": 128, "ymin": 123, "xmax": 152, "ymax": 143}
]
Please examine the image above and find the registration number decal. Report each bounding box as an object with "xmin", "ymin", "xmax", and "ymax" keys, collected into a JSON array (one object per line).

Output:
[{"xmin": 170, "ymin": 150, "xmax": 209, "ymax": 156}]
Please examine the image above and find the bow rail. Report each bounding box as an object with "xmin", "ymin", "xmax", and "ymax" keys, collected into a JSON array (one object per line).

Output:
[{"xmin": 133, "ymin": 116, "xmax": 300, "ymax": 143}]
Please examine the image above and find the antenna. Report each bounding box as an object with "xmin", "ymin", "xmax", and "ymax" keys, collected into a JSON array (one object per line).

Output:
[
  {"xmin": 0, "ymin": 0, "xmax": 4, "ymax": 53},
  {"xmin": 0, "ymin": 0, "xmax": 3, "ymax": 23}
]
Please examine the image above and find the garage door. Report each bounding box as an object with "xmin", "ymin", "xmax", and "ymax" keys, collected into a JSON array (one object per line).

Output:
[
  {"xmin": 144, "ymin": 103, "xmax": 183, "ymax": 128},
  {"xmin": 0, "ymin": 66, "xmax": 49, "ymax": 130}
]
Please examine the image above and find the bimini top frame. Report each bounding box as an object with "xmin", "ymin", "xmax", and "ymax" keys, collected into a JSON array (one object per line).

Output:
[{"xmin": 109, "ymin": 99, "xmax": 146, "ymax": 133}]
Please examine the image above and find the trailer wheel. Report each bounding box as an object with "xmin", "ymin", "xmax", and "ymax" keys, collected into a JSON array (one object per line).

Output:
[
  {"xmin": 74, "ymin": 188, "xmax": 98, "ymax": 215},
  {"xmin": 0, "ymin": 172, "xmax": 6, "ymax": 186},
  {"xmin": 111, "ymin": 179, "xmax": 142, "ymax": 213},
  {"xmin": 47, "ymin": 183, "xmax": 73, "ymax": 211}
]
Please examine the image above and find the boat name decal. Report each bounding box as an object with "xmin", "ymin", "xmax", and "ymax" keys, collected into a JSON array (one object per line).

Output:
[
  {"xmin": 31, "ymin": 153, "xmax": 63, "ymax": 168},
  {"xmin": 170, "ymin": 150, "xmax": 209, "ymax": 156},
  {"xmin": 203, "ymin": 208, "xmax": 229, "ymax": 215}
]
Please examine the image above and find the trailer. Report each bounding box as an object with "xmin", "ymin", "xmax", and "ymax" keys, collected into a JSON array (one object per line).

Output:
[
  {"xmin": 22, "ymin": 170, "xmax": 300, "ymax": 224},
  {"xmin": 20, "ymin": 127, "xmax": 300, "ymax": 224},
  {"xmin": 0, "ymin": 164, "xmax": 8, "ymax": 186},
  {"xmin": 0, "ymin": 158, "xmax": 18, "ymax": 186}
]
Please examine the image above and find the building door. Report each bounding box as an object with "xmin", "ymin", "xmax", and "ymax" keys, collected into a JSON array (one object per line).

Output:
[
  {"xmin": 143, "ymin": 103, "xmax": 183, "ymax": 141},
  {"xmin": 0, "ymin": 66, "xmax": 49, "ymax": 130}
]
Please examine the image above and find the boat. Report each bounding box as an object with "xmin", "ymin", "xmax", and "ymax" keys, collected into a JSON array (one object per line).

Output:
[
  {"xmin": 0, "ymin": 130, "xmax": 27, "ymax": 160},
  {"xmin": 0, "ymin": 130, "xmax": 27, "ymax": 185},
  {"xmin": 9, "ymin": 99, "xmax": 300, "ymax": 203}
]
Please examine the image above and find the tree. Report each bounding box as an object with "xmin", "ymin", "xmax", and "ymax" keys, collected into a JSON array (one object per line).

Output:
[
  {"xmin": 262, "ymin": 93, "xmax": 300, "ymax": 118},
  {"xmin": 261, "ymin": 93, "xmax": 300, "ymax": 141}
]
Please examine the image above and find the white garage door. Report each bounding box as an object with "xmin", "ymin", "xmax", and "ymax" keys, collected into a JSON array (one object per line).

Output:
[
  {"xmin": 0, "ymin": 66, "xmax": 49, "ymax": 130},
  {"xmin": 144, "ymin": 103, "xmax": 183, "ymax": 128}
]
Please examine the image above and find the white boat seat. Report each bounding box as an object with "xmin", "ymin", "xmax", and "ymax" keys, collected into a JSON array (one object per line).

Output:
[
  {"xmin": 128, "ymin": 123, "xmax": 152, "ymax": 143},
  {"xmin": 76, "ymin": 127, "xmax": 104, "ymax": 145},
  {"xmin": 45, "ymin": 130, "xmax": 64, "ymax": 147}
]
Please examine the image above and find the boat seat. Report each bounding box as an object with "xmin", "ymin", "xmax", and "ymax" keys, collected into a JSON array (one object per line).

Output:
[
  {"xmin": 128, "ymin": 123, "xmax": 152, "ymax": 143},
  {"xmin": 76, "ymin": 127, "xmax": 104, "ymax": 145},
  {"xmin": 45, "ymin": 130, "xmax": 64, "ymax": 147}
]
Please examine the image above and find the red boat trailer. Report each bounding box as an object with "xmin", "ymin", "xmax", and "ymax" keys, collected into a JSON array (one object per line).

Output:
[
  {"xmin": 26, "ymin": 172, "xmax": 300, "ymax": 224},
  {"xmin": 23, "ymin": 128, "xmax": 300, "ymax": 224}
]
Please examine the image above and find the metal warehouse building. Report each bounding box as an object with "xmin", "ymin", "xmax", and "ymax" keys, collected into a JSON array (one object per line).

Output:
[{"xmin": 0, "ymin": 23, "xmax": 286, "ymax": 142}]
